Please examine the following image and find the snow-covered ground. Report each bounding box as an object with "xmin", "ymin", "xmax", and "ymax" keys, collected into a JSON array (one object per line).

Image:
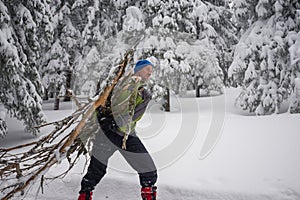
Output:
[{"xmin": 1, "ymin": 88, "xmax": 300, "ymax": 200}]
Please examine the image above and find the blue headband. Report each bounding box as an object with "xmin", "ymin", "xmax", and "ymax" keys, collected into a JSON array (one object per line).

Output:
[{"xmin": 134, "ymin": 60, "xmax": 153, "ymax": 73}]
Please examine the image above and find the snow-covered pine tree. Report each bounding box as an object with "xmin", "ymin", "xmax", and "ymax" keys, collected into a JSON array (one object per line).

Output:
[
  {"xmin": 289, "ymin": 26, "xmax": 300, "ymax": 113},
  {"xmin": 74, "ymin": 45, "xmax": 121, "ymax": 97},
  {"xmin": 71, "ymin": 0, "xmax": 121, "ymax": 97},
  {"xmin": 108, "ymin": 3, "xmax": 170, "ymax": 109},
  {"xmin": 289, "ymin": 78, "xmax": 300, "ymax": 113},
  {"xmin": 75, "ymin": 47, "xmax": 101, "ymax": 96},
  {"xmin": 229, "ymin": 0, "xmax": 300, "ymax": 115},
  {"xmin": 190, "ymin": 0, "xmax": 237, "ymax": 95},
  {"xmin": 33, "ymin": 0, "xmax": 54, "ymax": 100},
  {"xmin": 40, "ymin": 0, "xmax": 81, "ymax": 106},
  {"xmin": 232, "ymin": 0, "xmax": 259, "ymax": 34},
  {"xmin": 183, "ymin": 39, "xmax": 224, "ymax": 97},
  {"xmin": 134, "ymin": 0, "xmax": 188, "ymax": 111},
  {"xmin": 200, "ymin": 0, "xmax": 238, "ymax": 86},
  {"xmin": 137, "ymin": 0, "xmax": 228, "ymax": 101},
  {"xmin": 40, "ymin": 39, "xmax": 70, "ymax": 109},
  {"xmin": 0, "ymin": 1, "xmax": 47, "ymax": 136}
]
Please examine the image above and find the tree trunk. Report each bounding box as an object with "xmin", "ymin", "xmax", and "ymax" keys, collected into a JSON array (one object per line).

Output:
[
  {"xmin": 195, "ymin": 76, "xmax": 201, "ymax": 98},
  {"xmin": 54, "ymin": 86, "xmax": 60, "ymax": 110},
  {"xmin": 163, "ymin": 87, "xmax": 170, "ymax": 112},
  {"xmin": 43, "ymin": 88, "xmax": 49, "ymax": 101},
  {"xmin": 218, "ymin": 52, "xmax": 229, "ymax": 87},
  {"xmin": 196, "ymin": 85, "xmax": 201, "ymax": 98},
  {"xmin": 174, "ymin": 75, "xmax": 181, "ymax": 95},
  {"xmin": 49, "ymin": 91, "xmax": 54, "ymax": 98},
  {"xmin": 64, "ymin": 69, "xmax": 72, "ymax": 101},
  {"xmin": 54, "ymin": 97, "xmax": 60, "ymax": 110}
]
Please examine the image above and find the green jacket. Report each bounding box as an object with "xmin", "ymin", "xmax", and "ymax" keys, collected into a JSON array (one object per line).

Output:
[{"xmin": 111, "ymin": 75, "xmax": 151, "ymax": 134}]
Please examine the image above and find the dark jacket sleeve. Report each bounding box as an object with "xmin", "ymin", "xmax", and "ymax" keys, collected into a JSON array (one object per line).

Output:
[{"xmin": 132, "ymin": 88, "xmax": 152, "ymax": 121}]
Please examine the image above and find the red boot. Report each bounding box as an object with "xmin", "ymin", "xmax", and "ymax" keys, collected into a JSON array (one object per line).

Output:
[
  {"xmin": 78, "ymin": 191, "xmax": 93, "ymax": 200},
  {"xmin": 141, "ymin": 186, "xmax": 157, "ymax": 200}
]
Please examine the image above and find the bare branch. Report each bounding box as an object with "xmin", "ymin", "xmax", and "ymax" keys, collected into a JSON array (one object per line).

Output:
[{"xmin": 0, "ymin": 49, "xmax": 134, "ymax": 200}]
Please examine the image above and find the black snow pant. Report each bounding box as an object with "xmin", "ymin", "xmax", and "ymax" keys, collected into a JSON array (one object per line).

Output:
[{"xmin": 80, "ymin": 128, "xmax": 157, "ymax": 192}]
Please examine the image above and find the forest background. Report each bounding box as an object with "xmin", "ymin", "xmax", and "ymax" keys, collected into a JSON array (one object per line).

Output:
[{"xmin": 0, "ymin": 0, "xmax": 300, "ymax": 137}]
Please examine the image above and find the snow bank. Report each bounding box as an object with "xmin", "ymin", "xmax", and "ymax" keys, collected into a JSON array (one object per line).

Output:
[{"xmin": 1, "ymin": 89, "xmax": 300, "ymax": 200}]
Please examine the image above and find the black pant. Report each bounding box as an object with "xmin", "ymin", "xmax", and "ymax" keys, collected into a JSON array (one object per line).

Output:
[{"xmin": 80, "ymin": 128, "xmax": 157, "ymax": 192}]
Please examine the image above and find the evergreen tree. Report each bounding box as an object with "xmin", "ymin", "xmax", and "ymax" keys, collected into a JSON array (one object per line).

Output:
[
  {"xmin": 136, "ymin": 30, "xmax": 178, "ymax": 111},
  {"xmin": 229, "ymin": 0, "xmax": 300, "ymax": 115},
  {"xmin": 232, "ymin": 0, "xmax": 259, "ymax": 33},
  {"xmin": 40, "ymin": 0, "xmax": 81, "ymax": 105},
  {"xmin": 0, "ymin": 0, "xmax": 48, "ymax": 136},
  {"xmin": 41, "ymin": 39, "xmax": 69, "ymax": 107},
  {"xmin": 289, "ymin": 78, "xmax": 300, "ymax": 113},
  {"xmin": 71, "ymin": 0, "xmax": 120, "ymax": 96},
  {"xmin": 134, "ymin": 0, "xmax": 186, "ymax": 111},
  {"xmin": 200, "ymin": 0, "xmax": 238, "ymax": 85},
  {"xmin": 133, "ymin": 0, "xmax": 230, "ymax": 105},
  {"xmin": 184, "ymin": 39, "xmax": 224, "ymax": 97}
]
